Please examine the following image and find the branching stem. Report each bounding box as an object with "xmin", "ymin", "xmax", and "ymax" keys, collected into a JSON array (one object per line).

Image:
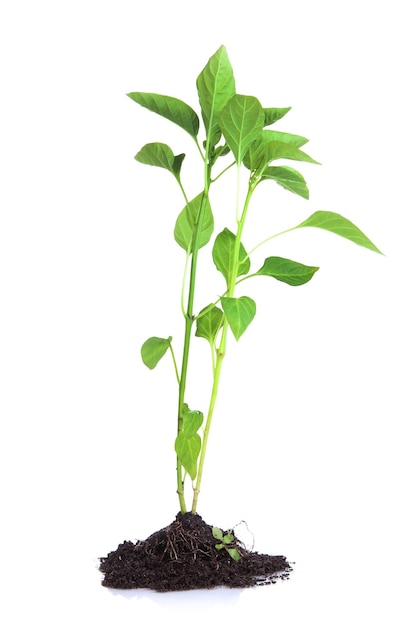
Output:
[{"xmin": 191, "ymin": 179, "xmax": 255, "ymax": 513}]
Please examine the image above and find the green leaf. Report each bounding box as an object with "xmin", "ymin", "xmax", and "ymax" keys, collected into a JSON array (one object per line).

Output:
[
  {"xmin": 222, "ymin": 533, "xmax": 234, "ymax": 544},
  {"xmin": 134, "ymin": 142, "xmax": 185, "ymax": 180},
  {"xmin": 212, "ymin": 228, "xmax": 250, "ymax": 283},
  {"xmin": 295, "ymin": 211, "xmax": 383, "ymax": 254},
  {"xmin": 221, "ymin": 296, "xmax": 256, "ymax": 341},
  {"xmin": 219, "ymin": 94, "xmax": 264, "ymax": 165},
  {"xmin": 182, "ymin": 404, "xmax": 204, "ymax": 437},
  {"xmin": 196, "ymin": 305, "xmax": 224, "ymax": 343},
  {"xmin": 254, "ymin": 257, "xmax": 319, "ymax": 286},
  {"xmin": 262, "ymin": 128, "xmax": 309, "ymax": 148},
  {"xmin": 226, "ymin": 548, "xmax": 241, "ymax": 561},
  {"xmin": 212, "ymin": 527, "xmax": 224, "ymax": 541},
  {"xmin": 263, "ymin": 107, "xmax": 292, "ymax": 126},
  {"xmin": 175, "ymin": 432, "xmax": 201, "ymax": 480},
  {"xmin": 141, "ymin": 336, "xmax": 172, "ymax": 369},
  {"xmin": 174, "ymin": 192, "xmax": 214, "ymax": 252},
  {"xmin": 262, "ymin": 165, "xmax": 309, "ymax": 199},
  {"xmin": 244, "ymin": 131, "xmax": 319, "ymax": 172},
  {"xmin": 127, "ymin": 92, "xmax": 199, "ymax": 139},
  {"xmin": 196, "ymin": 45, "xmax": 236, "ymax": 143},
  {"xmin": 172, "ymin": 153, "xmax": 186, "ymax": 178},
  {"xmin": 215, "ymin": 543, "xmax": 224, "ymax": 550}
]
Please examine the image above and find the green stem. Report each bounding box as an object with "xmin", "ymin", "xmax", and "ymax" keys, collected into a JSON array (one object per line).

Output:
[
  {"xmin": 211, "ymin": 159, "xmax": 236, "ymax": 183},
  {"xmin": 169, "ymin": 344, "xmax": 180, "ymax": 386},
  {"xmin": 243, "ymin": 225, "xmax": 297, "ymax": 262},
  {"xmin": 176, "ymin": 155, "xmax": 212, "ymax": 513},
  {"xmin": 191, "ymin": 177, "xmax": 255, "ymax": 513}
]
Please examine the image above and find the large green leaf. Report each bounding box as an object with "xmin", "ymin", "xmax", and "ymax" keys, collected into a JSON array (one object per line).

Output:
[
  {"xmin": 127, "ymin": 92, "xmax": 199, "ymax": 139},
  {"xmin": 221, "ymin": 296, "xmax": 256, "ymax": 341},
  {"xmin": 262, "ymin": 165, "xmax": 309, "ymax": 199},
  {"xmin": 141, "ymin": 336, "xmax": 172, "ymax": 369},
  {"xmin": 254, "ymin": 257, "xmax": 319, "ymax": 286},
  {"xmin": 263, "ymin": 107, "xmax": 292, "ymax": 126},
  {"xmin": 212, "ymin": 228, "xmax": 250, "ymax": 283},
  {"xmin": 195, "ymin": 305, "xmax": 224, "ymax": 343},
  {"xmin": 295, "ymin": 211, "xmax": 383, "ymax": 254},
  {"xmin": 196, "ymin": 45, "xmax": 236, "ymax": 143},
  {"xmin": 175, "ymin": 432, "xmax": 201, "ymax": 480},
  {"xmin": 174, "ymin": 193, "xmax": 214, "ymax": 252},
  {"xmin": 219, "ymin": 94, "xmax": 264, "ymax": 165},
  {"xmin": 134, "ymin": 142, "xmax": 185, "ymax": 180}
]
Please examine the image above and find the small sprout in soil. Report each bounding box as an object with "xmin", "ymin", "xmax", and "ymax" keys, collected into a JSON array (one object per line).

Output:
[{"xmin": 212, "ymin": 527, "xmax": 241, "ymax": 561}]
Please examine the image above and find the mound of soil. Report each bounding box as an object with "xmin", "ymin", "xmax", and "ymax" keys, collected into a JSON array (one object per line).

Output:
[{"xmin": 99, "ymin": 512, "xmax": 292, "ymax": 591}]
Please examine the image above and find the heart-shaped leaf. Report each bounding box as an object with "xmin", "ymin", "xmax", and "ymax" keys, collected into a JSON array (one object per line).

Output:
[
  {"xmin": 182, "ymin": 404, "xmax": 204, "ymax": 437},
  {"xmin": 196, "ymin": 305, "xmax": 224, "ymax": 343},
  {"xmin": 134, "ymin": 142, "xmax": 185, "ymax": 180},
  {"xmin": 212, "ymin": 228, "xmax": 250, "ymax": 284},
  {"xmin": 221, "ymin": 296, "xmax": 256, "ymax": 340},
  {"xmin": 174, "ymin": 193, "xmax": 214, "ymax": 252},
  {"xmin": 141, "ymin": 336, "xmax": 172, "ymax": 369},
  {"xmin": 175, "ymin": 432, "xmax": 201, "ymax": 480}
]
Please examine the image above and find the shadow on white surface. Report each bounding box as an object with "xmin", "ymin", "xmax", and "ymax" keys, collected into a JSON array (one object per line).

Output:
[{"xmin": 105, "ymin": 585, "xmax": 243, "ymax": 609}]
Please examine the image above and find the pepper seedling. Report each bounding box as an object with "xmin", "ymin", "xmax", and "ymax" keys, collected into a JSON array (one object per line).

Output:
[
  {"xmin": 212, "ymin": 527, "xmax": 241, "ymax": 562},
  {"xmin": 130, "ymin": 45, "xmax": 382, "ymax": 516}
]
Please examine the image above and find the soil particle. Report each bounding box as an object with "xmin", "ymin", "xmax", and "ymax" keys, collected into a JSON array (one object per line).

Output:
[{"xmin": 99, "ymin": 512, "xmax": 292, "ymax": 591}]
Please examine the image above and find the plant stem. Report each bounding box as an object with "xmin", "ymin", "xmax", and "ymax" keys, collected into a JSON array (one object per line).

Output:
[
  {"xmin": 191, "ymin": 178, "xmax": 255, "ymax": 513},
  {"xmin": 176, "ymin": 155, "xmax": 212, "ymax": 513}
]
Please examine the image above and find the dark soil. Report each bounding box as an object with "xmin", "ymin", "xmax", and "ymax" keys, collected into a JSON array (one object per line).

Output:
[{"xmin": 99, "ymin": 512, "xmax": 292, "ymax": 591}]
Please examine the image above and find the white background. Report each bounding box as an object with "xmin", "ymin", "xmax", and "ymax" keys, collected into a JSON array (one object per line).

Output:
[{"xmin": 1, "ymin": 1, "xmax": 416, "ymax": 624}]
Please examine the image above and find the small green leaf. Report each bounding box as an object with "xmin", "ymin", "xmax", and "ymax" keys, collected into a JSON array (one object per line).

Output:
[
  {"xmin": 174, "ymin": 193, "xmax": 214, "ymax": 252},
  {"xmin": 134, "ymin": 142, "xmax": 185, "ymax": 180},
  {"xmin": 127, "ymin": 92, "xmax": 199, "ymax": 139},
  {"xmin": 212, "ymin": 527, "xmax": 224, "ymax": 541},
  {"xmin": 262, "ymin": 128, "xmax": 309, "ymax": 148},
  {"xmin": 222, "ymin": 533, "xmax": 234, "ymax": 545},
  {"xmin": 175, "ymin": 432, "xmax": 201, "ymax": 480},
  {"xmin": 196, "ymin": 45, "xmax": 236, "ymax": 143},
  {"xmin": 215, "ymin": 543, "xmax": 224, "ymax": 550},
  {"xmin": 212, "ymin": 228, "xmax": 250, "ymax": 283},
  {"xmin": 196, "ymin": 305, "xmax": 224, "ymax": 343},
  {"xmin": 141, "ymin": 336, "xmax": 172, "ymax": 369},
  {"xmin": 254, "ymin": 257, "xmax": 319, "ymax": 286},
  {"xmin": 182, "ymin": 404, "xmax": 204, "ymax": 437},
  {"xmin": 295, "ymin": 211, "xmax": 383, "ymax": 254},
  {"xmin": 263, "ymin": 107, "xmax": 292, "ymax": 126},
  {"xmin": 262, "ymin": 165, "xmax": 309, "ymax": 199},
  {"xmin": 173, "ymin": 153, "xmax": 186, "ymax": 178},
  {"xmin": 221, "ymin": 296, "xmax": 256, "ymax": 341},
  {"xmin": 226, "ymin": 548, "xmax": 241, "ymax": 561},
  {"xmin": 219, "ymin": 94, "xmax": 264, "ymax": 165}
]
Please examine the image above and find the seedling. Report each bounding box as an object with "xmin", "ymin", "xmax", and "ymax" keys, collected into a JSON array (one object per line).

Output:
[
  {"xmin": 130, "ymin": 45, "xmax": 382, "ymax": 516},
  {"xmin": 212, "ymin": 527, "xmax": 241, "ymax": 561}
]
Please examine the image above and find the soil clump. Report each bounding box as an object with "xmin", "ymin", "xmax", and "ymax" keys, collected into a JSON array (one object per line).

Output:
[{"xmin": 99, "ymin": 512, "xmax": 292, "ymax": 591}]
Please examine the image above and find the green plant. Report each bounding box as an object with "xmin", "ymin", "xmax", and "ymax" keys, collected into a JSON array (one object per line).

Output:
[
  {"xmin": 212, "ymin": 527, "xmax": 241, "ymax": 561},
  {"xmin": 130, "ymin": 46, "xmax": 382, "ymax": 516}
]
